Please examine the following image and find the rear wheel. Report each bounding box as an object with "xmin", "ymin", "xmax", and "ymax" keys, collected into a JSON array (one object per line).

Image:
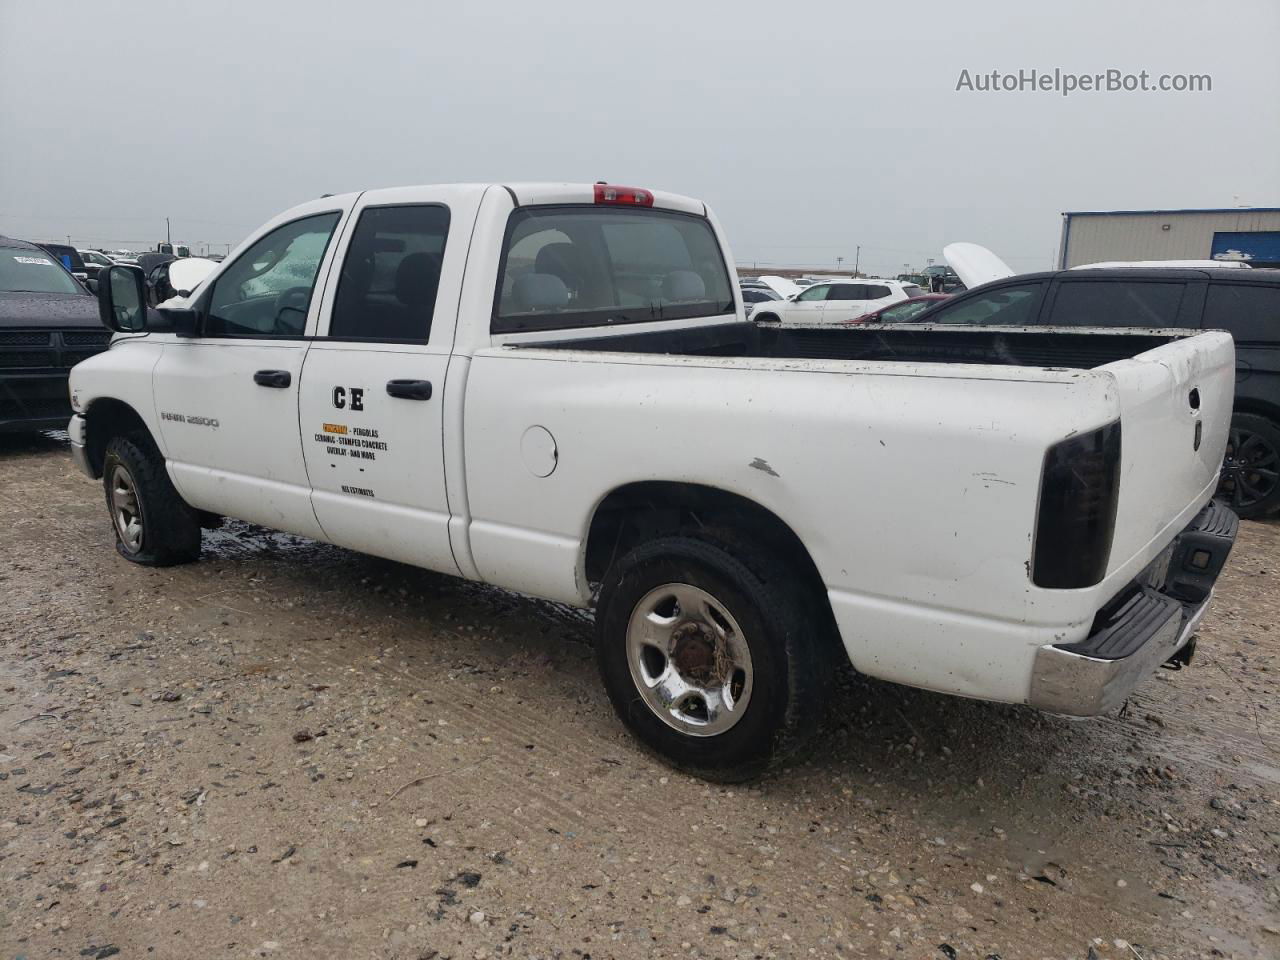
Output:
[
  {"xmin": 102, "ymin": 434, "xmax": 202, "ymax": 565},
  {"xmin": 1218, "ymin": 413, "xmax": 1280, "ymax": 520},
  {"xmin": 595, "ymin": 535, "xmax": 828, "ymax": 781}
]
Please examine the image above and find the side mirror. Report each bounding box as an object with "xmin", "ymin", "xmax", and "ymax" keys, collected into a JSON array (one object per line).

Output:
[
  {"xmin": 98, "ymin": 265, "xmax": 147, "ymax": 332},
  {"xmin": 85, "ymin": 277, "xmax": 98, "ymax": 294}
]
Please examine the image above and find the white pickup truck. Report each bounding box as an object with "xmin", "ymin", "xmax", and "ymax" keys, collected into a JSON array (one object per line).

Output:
[{"xmin": 71, "ymin": 182, "xmax": 1238, "ymax": 780}]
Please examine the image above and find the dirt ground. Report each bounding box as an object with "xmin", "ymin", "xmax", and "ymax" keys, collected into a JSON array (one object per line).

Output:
[{"xmin": 0, "ymin": 433, "xmax": 1276, "ymax": 960}]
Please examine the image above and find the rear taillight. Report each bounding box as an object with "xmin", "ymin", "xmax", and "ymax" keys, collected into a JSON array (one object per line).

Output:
[
  {"xmin": 593, "ymin": 183, "xmax": 654, "ymax": 206},
  {"xmin": 1032, "ymin": 422, "xmax": 1122, "ymax": 589}
]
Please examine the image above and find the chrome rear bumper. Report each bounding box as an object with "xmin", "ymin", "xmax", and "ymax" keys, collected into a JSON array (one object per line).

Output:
[{"xmin": 1028, "ymin": 499, "xmax": 1237, "ymax": 716}]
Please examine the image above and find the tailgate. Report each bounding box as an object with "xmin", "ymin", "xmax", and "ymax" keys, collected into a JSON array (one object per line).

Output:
[{"xmin": 1100, "ymin": 330, "xmax": 1235, "ymax": 575}]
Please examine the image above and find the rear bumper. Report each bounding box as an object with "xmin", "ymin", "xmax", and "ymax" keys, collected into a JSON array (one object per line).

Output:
[{"xmin": 1028, "ymin": 499, "xmax": 1238, "ymax": 716}]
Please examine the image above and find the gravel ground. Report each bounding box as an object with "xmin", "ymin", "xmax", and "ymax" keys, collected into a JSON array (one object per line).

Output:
[{"xmin": 1, "ymin": 432, "xmax": 1277, "ymax": 960}]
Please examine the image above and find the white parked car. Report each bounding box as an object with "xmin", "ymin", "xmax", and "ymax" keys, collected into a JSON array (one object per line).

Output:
[
  {"xmin": 752, "ymin": 277, "xmax": 925, "ymax": 324},
  {"xmin": 72, "ymin": 181, "xmax": 1237, "ymax": 780}
]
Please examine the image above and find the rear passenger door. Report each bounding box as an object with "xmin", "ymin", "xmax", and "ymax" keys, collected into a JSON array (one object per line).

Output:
[
  {"xmin": 298, "ymin": 188, "xmax": 479, "ymax": 574},
  {"xmin": 821, "ymin": 283, "xmax": 865, "ymax": 322}
]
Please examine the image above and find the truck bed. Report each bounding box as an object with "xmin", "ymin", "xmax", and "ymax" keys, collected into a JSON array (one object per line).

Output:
[{"xmin": 527, "ymin": 321, "xmax": 1186, "ymax": 370}]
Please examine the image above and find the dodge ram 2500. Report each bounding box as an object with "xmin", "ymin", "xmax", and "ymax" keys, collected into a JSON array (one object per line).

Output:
[{"xmin": 70, "ymin": 182, "xmax": 1238, "ymax": 780}]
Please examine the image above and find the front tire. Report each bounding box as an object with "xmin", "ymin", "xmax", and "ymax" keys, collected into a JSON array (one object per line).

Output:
[
  {"xmin": 595, "ymin": 536, "xmax": 828, "ymax": 781},
  {"xmin": 102, "ymin": 434, "xmax": 202, "ymax": 566},
  {"xmin": 1218, "ymin": 413, "xmax": 1280, "ymax": 520}
]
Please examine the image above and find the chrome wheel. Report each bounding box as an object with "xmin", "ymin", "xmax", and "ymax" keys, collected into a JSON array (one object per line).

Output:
[
  {"xmin": 109, "ymin": 463, "xmax": 143, "ymax": 553},
  {"xmin": 1221, "ymin": 425, "xmax": 1279, "ymax": 512},
  {"xmin": 625, "ymin": 583, "xmax": 754, "ymax": 737}
]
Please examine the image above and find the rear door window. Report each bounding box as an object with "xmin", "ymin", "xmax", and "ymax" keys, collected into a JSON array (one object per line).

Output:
[
  {"xmin": 924, "ymin": 282, "xmax": 1046, "ymax": 325},
  {"xmin": 494, "ymin": 207, "xmax": 734, "ymax": 333},
  {"xmin": 864, "ymin": 284, "xmax": 892, "ymax": 299},
  {"xmin": 1048, "ymin": 280, "xmax": 1187, "ymax": 327},
  {"xmin": 328, "ymin": 204, "xmax": 450, "ymax": 343},
  {"xmin": 1203, "ymin": 283, "xmax": 1280, "ymax": 342},
  {"xmin": 826, "ymin": 283, "xmax": 864, "ymax": 300}
]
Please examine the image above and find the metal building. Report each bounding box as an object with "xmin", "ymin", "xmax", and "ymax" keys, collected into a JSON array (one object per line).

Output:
[{"xmin": 1058, "ymin": 207, "xmax": 1280, "ymax": 269}]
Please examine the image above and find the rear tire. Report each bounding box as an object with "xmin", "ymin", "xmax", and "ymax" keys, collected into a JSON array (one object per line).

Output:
[
  {"xmin": 595, "ymin": 535, "xmax": 828, "ymax": 781},
  {"xmin": 102, "ymin": 434, "xmax": 202, "ymax": 566},
  {"xmin": 1218, "ymin": 413, "xmax": 1280, "ymax": 520}
]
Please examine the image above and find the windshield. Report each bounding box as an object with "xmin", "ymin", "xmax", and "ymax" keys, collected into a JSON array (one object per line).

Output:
[
  {"xmin": 0, "ymin": 247, "xmax": 83, "ymax": 294},
  {"xmin": 880, "ymin": 299, "xmax": 938, "ymax": 322}
]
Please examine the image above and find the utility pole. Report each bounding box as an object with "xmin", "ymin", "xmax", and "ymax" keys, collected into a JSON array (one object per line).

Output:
[
  {"xmin": 853, "ymin": 246, "xmax": 861, "ymax": 277},
  {"xmin": 166, "ymin": 217, "xmax": 171, "ymax": 244},
  {"xmin": 836, "ymin": 256, "xmax": 843, "ymax": 272}
]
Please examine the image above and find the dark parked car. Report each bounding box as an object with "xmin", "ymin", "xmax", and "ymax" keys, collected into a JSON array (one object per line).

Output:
[
  {"xmin": 904, "ymin": 267, "xmax": 1280, "ymax": 518},
  {"xmin": 0, "ymin": 236, "xmax": 110, "ymax": 432},
  {"xmin": 34, "ymin": 242, "xmax": 90, "ymax": 283}
]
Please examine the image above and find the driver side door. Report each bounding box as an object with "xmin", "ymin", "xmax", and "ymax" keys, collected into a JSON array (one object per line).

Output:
[
  {"xmin": 151, "ymin": 203, "xmax": 351, "ymax": 537},
  {"xmin": 783, "ymin": 283, "xmax": 830, "ymax": 322}
]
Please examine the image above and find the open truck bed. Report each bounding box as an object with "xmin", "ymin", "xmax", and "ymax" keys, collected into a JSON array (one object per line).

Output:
[{"xmin": 528, "ymin": 320, "xmax": 1191, "ymax": 370}]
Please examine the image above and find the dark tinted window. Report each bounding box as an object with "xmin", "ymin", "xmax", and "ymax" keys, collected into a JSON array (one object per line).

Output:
[
  {"xmin": 494, "ymin": 207, "xmax": 734, "ymax": 332},
  {"xmin": 1203, "ymin": 283, "xmax": 1280, "ymax": 342},
  {"xmin": 206, "ymin": 212, "xmax": 340, "ymax": 337},
  {"xmin": 865, "ymin": 284, "xmax": 891, "ymax": 298},
  {"xmin": 329, "ymin": 205, "xmax": 450, "ymax": 342},
  {"xmin": 0, "ymin": 246, "xmax": 83, "ymax": 294},
  {"xmin": 927, "ymin": 282, "xmax": 1045, "ymax": 325},
  {"xmin": 1049, "ymin": 280, "xmax": 1186, "ymax": 327},
  {"xmin": 827, "ymin": 283, "xmax": 865, "ymax": 300},
  {"xmin": 741, "ymin": 289, "xmax": 777, "ymax": 303}
]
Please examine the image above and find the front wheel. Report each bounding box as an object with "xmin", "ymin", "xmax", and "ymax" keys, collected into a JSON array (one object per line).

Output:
[
  {"xmin": 1218, "ymin": 413, "xmax": 1280, "ymax": 520},
  {"xmin": 102, "ymin": 434, "xmax": 202, "ymax": 566},
  {"xmin": 595, "ymin": 536, "xmax": 828, "ymax": 781}
]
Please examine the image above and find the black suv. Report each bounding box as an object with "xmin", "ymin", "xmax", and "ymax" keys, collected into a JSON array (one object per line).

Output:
[
  {"xmin": 1, "ymin": 236, "xmax": 109, "ymax": 432},
  {"xmin": 902, "ymin": 267, "xmax": 1280, "ymax": 519}
]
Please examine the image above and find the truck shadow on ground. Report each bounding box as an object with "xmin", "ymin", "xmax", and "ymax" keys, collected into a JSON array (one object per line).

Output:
[{"xmin": 201, "ymin": 518, "xmax": 1142, "ymax": 810}]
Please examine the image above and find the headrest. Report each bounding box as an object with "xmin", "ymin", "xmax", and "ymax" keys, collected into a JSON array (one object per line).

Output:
[
  {"xmin": 663, "ymin": 270, "xmax": 706, "ymax": 302},
  {"xmin": 512, "ymin": 272, "xmax": 569, "ymax": 311},
  {"xmin": 535, "ymin": 243, "xmax": 584, "ymax": 285},
  {"xmin": 396, "ymin": 252, "xmax": 441, "ymax": 308}
]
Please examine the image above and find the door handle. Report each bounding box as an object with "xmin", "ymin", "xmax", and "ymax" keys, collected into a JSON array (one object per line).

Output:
[
  {"xmin": 253, "ymin": 369, "xmax": 292, "ymax": 388},
  {"xmin": 386, "ymin": 379, "xmax": 433, "ymax": 401}
]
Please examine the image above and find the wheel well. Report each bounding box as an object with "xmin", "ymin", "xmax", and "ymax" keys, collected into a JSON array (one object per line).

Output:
[
  {"xmin": 584, "ymin": 481, "xmax": 835, "ymax": 626},
  {"xmin": 83, "ymin": 398, "xmax": 151, "ymax": 477},
  {"xmin": 754, "ymin": 312, "xmax": 780, "ymax": 324}
]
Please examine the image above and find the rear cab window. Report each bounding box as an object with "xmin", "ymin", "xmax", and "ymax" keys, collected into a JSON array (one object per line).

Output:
[{"xmin": 493, "ymin": 207, "xmax": 734, "ymax": 333}]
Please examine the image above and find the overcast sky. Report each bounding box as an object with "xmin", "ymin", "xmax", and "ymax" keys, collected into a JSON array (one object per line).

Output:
[{"xmin": 2, "ymin": 0, "xmax": 1277, "ymax": 275}]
